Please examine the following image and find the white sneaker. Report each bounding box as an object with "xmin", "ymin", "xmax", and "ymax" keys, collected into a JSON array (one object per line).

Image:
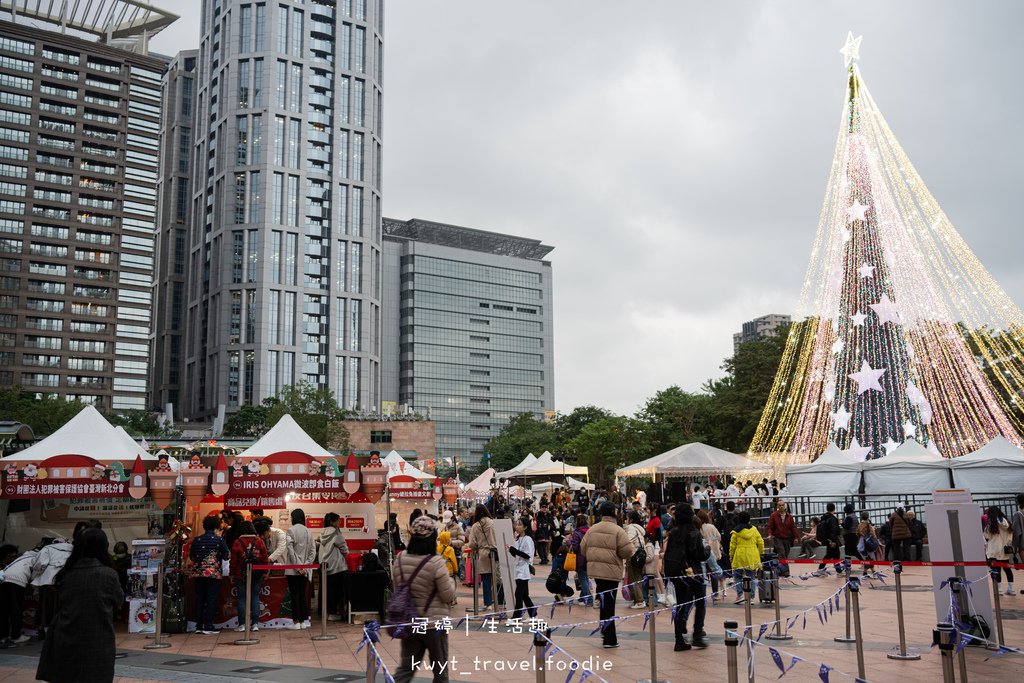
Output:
[
  {"xmin": 629, "ymin": 603, "xmax": 647, "ymax": 609},
  {"xmin": 301, "ymin": 620, "xmax": 312, "ymax": 629},
  {"xmin": 10, "ymin": 635, "xmax": 30, "ymax": 645},
  {"xmin": 235, "ymin": 626, "xmax": 247, "ymax": 632},
  {"xmin": 251, "ymin": 625, "xmax": 258, "ymax": 632},
  {"xmin": 286, "ymin": 622, "xmax": 303, "ymax": 630},
  {"xmin": 656, "ymin": 594, "xmax": 667, "ymax": 605}
]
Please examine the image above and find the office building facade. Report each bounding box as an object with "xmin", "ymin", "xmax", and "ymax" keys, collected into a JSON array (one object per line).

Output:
[
  {"xmin": 382, "ymin": 218, "xmax": 555, "ymax": 467},
  {"xmin": 0, "ymin": 3, "xmax": 177, "ymax": 410},
  {"xmin": 181, "ymin": 0, "xmax": 384, "ymax": 419},
  {"xmin": 732, "ymin": 313, "xmax": 791, "ymax": 354}
]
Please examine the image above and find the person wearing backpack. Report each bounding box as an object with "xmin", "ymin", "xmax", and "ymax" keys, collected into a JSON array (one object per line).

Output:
[
  {"xmin": 624, "ymin": 511, "xmax": 647, "ymax": 609},
  {"xmin": 841, "ymin": 504, "xmax": 862, "ymax": 564},
  {"xmin": 816, "ymin": 503, "xmax": 841, "ymax": 573},
  {"xmin": 230, "ymin": 521, "xmax": 268, "ymax": 631},
  {"xmin": 856, "ymin": 512, "xmax": 878, "ymax": 574},
  {"xmin": 189, "ymin": 515, "xmax": 229, "ymax": 634},
  {"xmin": 466, "ymin": 505, "xmax": 498, "ymax": 608},
  {"xmin": 437, "ymin": 531, "xmax": 458, "ymax": 578},
  {"xmin": 320, "ymin": 512, "xmax": 350, "ymax": 621},
  {"xmin": 391, "ymin": 515, "xmax": 457, "ymax": 683},
  {"xmin": 663, "ymin": 503, "xmax": 710, "ymax": 651},
  {"xmin": 568, "ymin": 513, "xmax": 593, "ymax": 607},
  {"xmin": 534, "ymin": 503, "xmax": 552, "ymax": 564}
]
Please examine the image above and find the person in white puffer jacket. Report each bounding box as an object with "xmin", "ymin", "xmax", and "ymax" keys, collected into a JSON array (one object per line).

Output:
[
  {"xmin": 1, "ymin": 547, "xmax": 39, "ymax": 645},
  {"xmin": 31, "ymin": 538, "xmax": 73, "ymax": 638}
]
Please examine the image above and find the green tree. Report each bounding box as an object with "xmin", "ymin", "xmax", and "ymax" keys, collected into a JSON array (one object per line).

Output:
[
  {"xmin": 222, "ymin": 399, "xmax": 276, "ymax": 438},
  {"xmin": 564, "ymin": 416, "xmax": 639, "ymax": 486},
  {"xmin": 632, "ymin": 386, "xmax": 713, "ymax": 457},
  {"xmin": 483, "ymin": 412, "xmax": 558, "ymax": 473},
  {"xmin": 553, "ymin": 405, "xmax": 614, "ymax": 444},
  {"xmin": 705, "ymin": 326, "xmax": 790, "ymax": 452},
  {"xmin": 265, "ymin": 382, "xmax": 350, "ymax": 451},
  {"xmin": 109, "ymin": 409, "xmax": 180, "ymax": 437},
  {"xmin": 0, "ymin": 387, "xmax": 88, "ymax": 437}
]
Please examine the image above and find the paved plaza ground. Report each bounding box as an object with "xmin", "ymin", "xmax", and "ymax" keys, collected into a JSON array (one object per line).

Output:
[{"xmin": 1, "ymin": 564, "xmax": 1022, "ymax": 682}]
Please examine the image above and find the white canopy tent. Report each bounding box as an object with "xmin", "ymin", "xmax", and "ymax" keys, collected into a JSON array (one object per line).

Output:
[
  {"xmin": 566, "ymin": 476, "xmax": 595, "ymax": 491},
  {"xmin": 382, "ymin": 450, "xmax": 433, "ymax": 481},
  {"xmin": 522, "ymin": 451, "xmax": 589, "ymax": 477},
  {"xmin": 237, "ymin": 414, "xmax": 334, "ymax": 459},
  {"xmin": 113, "ymin": 426, "xmax": 152, "ymax": 460},
  {"xmin": 616, "ymin": 442, "xmax": 772, "ymax": 478},
  {"xmin": 1, "ymin": 405, "xmax": 155, "ymax": 462},
  {"xmin": 862, "ymin": 440, "xmax": 952, "ymax": 495},
  {"xmin": 948, "ymin": 436, "xmax": 1024, "ymax": 493},
  {"xmin": 784, "ymin": 443, "xmax": 863, "ymax": 496},
  {"xmin": 464, "ymin": 468, "xmax": 495, "ymax": 498},
  {"xmin": 496, "ymin": 453, "xmax": 537, "ymax": 479}
]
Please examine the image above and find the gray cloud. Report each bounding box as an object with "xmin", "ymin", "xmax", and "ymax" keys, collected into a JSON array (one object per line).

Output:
[{"xmin": 151, "ymin": 1, "xmax": 1024, "ymax": 417}]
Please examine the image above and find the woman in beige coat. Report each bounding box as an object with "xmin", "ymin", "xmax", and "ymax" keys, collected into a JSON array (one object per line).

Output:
[
  {"xmin": 393, "ymin": 516, "xmax": 457, "ymax": 683},
  {"xmin": 580, "ymin": 502, "xmax": 634, "ymax": 648},
  {"xmin": 466, "ymin": 505, "xmax": 498, "ymax": 607}
]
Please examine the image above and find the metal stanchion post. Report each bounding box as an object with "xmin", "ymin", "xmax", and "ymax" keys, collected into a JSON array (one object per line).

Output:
[
  {"xmin": 312, "ymin": 563, "xmax": 338, "ymax": 641},
  {"xmin": 144, "ymin": 564, "xmax": 171, "ymax": 649},
  {"xmin": 887, "ymin": 561, "xmax": 920, "ymax": 660},
  {"xmin": 834, "ymin": 579, "xmax": 855, "ymax": 643},
  {"xmin": 848, "ymin": 577, "xmax": 866, "ymax": 680},
  {"xmin": 949, "ymin": 578, "xmax": 969, "ymax": 683},
  {"xmin": 638, "ymin": 580, "xmax": 668, "ymax": 683},
  {"xmin": 234, "ymin": 564, "xmax": 259, "ymax": 645},
  {"xmin": 533, "ymin": 628, "xmax": 549, "ymax": 683},
  {"xmin": 933, "ymin": 623, "xmax": 957, "ymax": 683},
  {"xmin": 366, "ymin": 642, "xmax": 376, "ymax": 683},
  {"xmin": 467, "ymin": 550, "xmax": 480, "ymax": 614},
  {"xmin": 989, "ymin": 565, "xmax": 1006, "ymax": 650},
  {"xmin": 742, "ymin": 575, "xmax": 754, "ymax": 683},
  {"xmin": 724, "ymin": 620, "xmax": 739, "ymax": 683},
  {"xmin": 766, "ymin": 559, "xmax": 792, "ymax": 641},
  {"xmin": 491, "ymin": 550, "xmax": 501, "ymax": 609}
]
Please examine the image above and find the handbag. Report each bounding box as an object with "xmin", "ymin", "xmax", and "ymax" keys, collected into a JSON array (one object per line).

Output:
[
  {"xmin": 564, "ymin": 551, "xmax": 577, "ymax": 572},
  {"xmin": 628, "ymin": 527, "xmax": 647, "ymax": 569},
  {"xmin": 621, "ymin": 573, "xmax": 634, "ymax": 602}
]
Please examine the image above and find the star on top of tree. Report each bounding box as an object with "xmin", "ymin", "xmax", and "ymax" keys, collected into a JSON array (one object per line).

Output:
[
  {"xmin": 847, "ymin": 200, "xmax": 869, "ymax": 222},
  {"xmin": 869, "ymin": 294, "xmax": 901, "ymax": 325},
  {"xmin": 840, "ymin": 32, "xmax": 863, "ymax": 68},
  {"xmin": 849, "ymin": 360, "xmax": 885, "ymax": 394}
]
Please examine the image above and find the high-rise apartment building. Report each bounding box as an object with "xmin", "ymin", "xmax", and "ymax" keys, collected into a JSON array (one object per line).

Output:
[
  {"xmin": 150, "ymin": 49, "xmax": 197, "ymax": 413},
  {"xmin": 180, "ymin": 0, "xmax": 384, "ymax": 419},
  {"xmin": 381, "ymin": 218, "xmax": 555, "ymax": 467},
  {"xmin": 0, "ymin": 3, "xmax": 177, "ymax": 411},
  {"xmin": 732, "ymin": 313, "xmax": 791, "ymax": 354}
]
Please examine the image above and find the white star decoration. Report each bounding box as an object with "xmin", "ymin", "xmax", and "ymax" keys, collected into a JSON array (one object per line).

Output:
[
  {"xmin": 842, "ymin": 437, "xmax": 872, "ymax": 461},
  {"xmin": 840, "ymin": 32, "xmax": 863, "ymax": 68},
  {"xmin": 906, "ymin": 382, "xmax": 925, "ymax": 406},
  {"xmin": 839, "ymin": 226, "xmax": 851, "ymax": 243},
  {"xmin": 858, "ymin": 263, "xmax": 875, "ymax": 278},
  {"xmin": 869, "ymin": 294, "xmax": 901, "ymax": 325},
  {"xmin": 849, "ymin": 361, "xmax": 886, "ymax": 394},
  {"xmin": 831, "ymin": 339, "xmax": 844, "ymax": 355},
  {"xmin": 882, "ymin": 438, "xmax": 901, "ymax": 455},
  {"xmin": 824, "ymin": 381, "xmax": 836, "ymax": 403},
  {"xmin": 850, "ymin": 311, "xmax": 867, "ymax": 327},
  {"xmin": 832, "ymin": 406, "xmax": 852, "ymax": 431},
  {"xmin": 847, "ymin": 200, "xmax": 869, "ymax": 222},
  {"xmin": 903, "ymin": 420, "xmax": 917, "ymax": 438}
]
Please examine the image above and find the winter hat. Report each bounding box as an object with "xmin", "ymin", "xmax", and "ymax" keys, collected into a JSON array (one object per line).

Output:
[
  {"xmin": 411, "ymin": 515, "xmax": 436, "ymax": 538},
  {"xmin": 442, "ymin": 510, "xmax": 452, "ymax": 524}
]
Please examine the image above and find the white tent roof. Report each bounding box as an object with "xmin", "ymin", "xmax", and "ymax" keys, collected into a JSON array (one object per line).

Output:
[
  {"xmin": 616, "ymin": 442, "xmax": 772, "ymax": 477},
  {"xmin": 237, "ymin": 414, "xmax": 333, "ymax": 459},
  {"xmin": 2, "ymin": 405, "xmax": 151, "ymax": 462},
  {"xmin": 566, "ymin": 475, "xmax": 595, "ymax": 491},
  {"xmin": 523, "ymin": 451, "xmax": 589, "ymax": 477},
  {"xmin": 383, "ymin": 450, "xmax": 433, "ymax": 480},
  {"xmin": 784, "ymin": 443, "xmax": 863, "ymax": 496},
  {"xmin": 496, "ymin": 453, "xmax": 537, "ymax": 479},
  {"xmin": 464, "ymin": 468, "xmax": 495, "ymax": 494},
  {"xmin": 948, "ymin": 436, "xmax": 1024, "ymax": 492},
  {"xmin": 113, "ymin": 426, "xmax": 152, "ymax": 460},
  {"xmin": 862, "ymin": 440, "xmax": 951, "ymax": 495}
]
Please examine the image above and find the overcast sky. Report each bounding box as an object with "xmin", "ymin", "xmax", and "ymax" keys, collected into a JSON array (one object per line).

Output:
[{"xmin": 150, "ymin": 2, "xmax": 1024, "ymax": 417}]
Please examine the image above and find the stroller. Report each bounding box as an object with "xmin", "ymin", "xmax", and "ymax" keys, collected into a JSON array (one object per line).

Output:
[{"xmin": 545, "ymin": 548, "xmax": 575, "ymax": 599}]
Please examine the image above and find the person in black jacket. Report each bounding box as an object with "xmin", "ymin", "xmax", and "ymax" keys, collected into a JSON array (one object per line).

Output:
[
  {"xmin": 662, "ymin": 503, "xmax": 708, "ymax": 651},
  {"xmin": 841, "ymin": 503, "xmax": 861, "ymax": 563},
  {"xmin": 816, "ymin": 503, "xmax": 842, "ymax": 573}
]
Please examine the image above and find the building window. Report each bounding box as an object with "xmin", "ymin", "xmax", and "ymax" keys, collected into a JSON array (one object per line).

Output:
[
  {"xmin": 369, "ymin": 430, "xmax": 392, "ymax": 444},
  {"xmin": 255, "ymin": 4, "xmax": 266, "ymax": 51},
  {"xmin": 252, "ymin": 59, "xmax": 263, "ymax": 107},
  {"xmin": 239, "ymin": 5, "xmax": 252, "ymax": 52},
  {"xmin": 275, "ymin": 60, "xmax": 287, "ymax": 109},
  {"xmin": 277, "ymin": 5, "xmax": 289, "ymax": 54},
  {"xmin": 267, "ymin": 350, "xmax": 278, "ymax": 397},
  {"xmin": 238, "ymin": 60, "xmax": 250, "ymax": 108}
]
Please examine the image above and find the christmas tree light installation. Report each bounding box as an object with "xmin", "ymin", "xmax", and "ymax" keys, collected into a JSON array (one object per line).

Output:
[{"xmin": 750, "ymin": 33, "xmax": 1024, "ymax": 465}]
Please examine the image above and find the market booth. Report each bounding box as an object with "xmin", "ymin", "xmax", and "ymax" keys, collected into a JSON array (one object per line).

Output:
[
  {"xmin": 948, "ymin": 436, "xmax": 1024, "ymax": 493},
  {"xmin": 861, "ymin": 440, "xmax": 952, "ymax": 495},
  {"xmin": 784, "ymin": 443, "xmax": 864, "ymax": 496}
]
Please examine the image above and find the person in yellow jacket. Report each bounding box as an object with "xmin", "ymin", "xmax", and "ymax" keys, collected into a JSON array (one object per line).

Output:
[
  {"xmin": 728, "ymin": 511, "xmax": 764, "ymax": 604},
  {"xmin": 437, "ymin": 530, "xmax": 459, "ymax": 577}
]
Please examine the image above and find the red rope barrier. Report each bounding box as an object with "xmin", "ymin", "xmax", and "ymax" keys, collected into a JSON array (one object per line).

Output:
[{"xmin": 249, "ymin": 563, "xmax": 320, "ymax": 571}]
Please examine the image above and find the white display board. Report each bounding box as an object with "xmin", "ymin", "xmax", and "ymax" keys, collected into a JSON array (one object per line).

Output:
[
  {"xmin": 492, "ymin": 518, "xmax": 516, "ymax": 610},
  {"xmin": 924, "ymin": 501, "xmax": 993, "ymax": 630}
]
